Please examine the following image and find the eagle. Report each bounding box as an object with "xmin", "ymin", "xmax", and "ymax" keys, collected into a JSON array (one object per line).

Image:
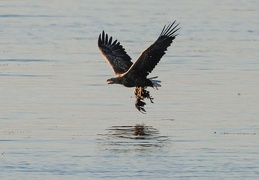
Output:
[{"xmin": 98, "ymin": 21, "xmax": 180, "ymax": 113}]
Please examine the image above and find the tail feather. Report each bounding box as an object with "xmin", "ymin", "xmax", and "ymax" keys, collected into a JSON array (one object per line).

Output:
[{"xmin": 149, "ymin": 76, "xmax": 161, "ymax": 90}]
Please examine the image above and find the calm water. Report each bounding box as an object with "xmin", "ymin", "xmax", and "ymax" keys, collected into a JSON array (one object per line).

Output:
[{"xmin": 1, "ymin": 0, "xmax": 259, "ymax": 179}]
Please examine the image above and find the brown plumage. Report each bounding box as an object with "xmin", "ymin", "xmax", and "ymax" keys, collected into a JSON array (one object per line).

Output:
[{"xmin": 98, "ymin": 21, "xmax": 180, "ymax": 113}]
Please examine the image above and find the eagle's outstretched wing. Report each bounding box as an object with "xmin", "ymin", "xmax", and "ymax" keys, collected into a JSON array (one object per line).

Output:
[
  {"xmin": 125, "ymin": 21, "xmax": 180, "ymax": 77},
  {"xmin": 98, "ymin": 31, "xmax": 133, "ymax": 75}
]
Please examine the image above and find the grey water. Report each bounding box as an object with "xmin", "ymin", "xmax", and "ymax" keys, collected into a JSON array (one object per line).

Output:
[{"xmin": 1, "ymin": 0, "xmax": 259, "ymax": 179}]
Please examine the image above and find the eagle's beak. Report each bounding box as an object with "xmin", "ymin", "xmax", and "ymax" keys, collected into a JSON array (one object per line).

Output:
[{"xmin": 106, "ymin": 79, "xmax": 113, "ymax": 84}]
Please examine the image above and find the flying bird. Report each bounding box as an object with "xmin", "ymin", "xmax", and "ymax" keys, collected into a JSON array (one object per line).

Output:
[{"xmin": 98, "ymin": 21, "xmax": 180, "ymax": 113}]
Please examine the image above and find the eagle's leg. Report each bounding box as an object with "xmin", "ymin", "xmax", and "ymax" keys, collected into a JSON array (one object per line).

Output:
[
  {"xmin": 134, "ymin": 87, "xmax": 155, "ymax": 112},
  {"xmin": 134, "ymin": 87, "xmax": 147, "ymax": 113},
  {"xmin": 134, "ymin": 87, "xmax": 144, "ymax": 99},
  {"xmin": 135, "ymin": 87, "xmax": 154, "ymax": 103}
]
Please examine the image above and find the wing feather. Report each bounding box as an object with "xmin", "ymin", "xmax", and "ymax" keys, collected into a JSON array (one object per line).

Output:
[
  {"xmin": 98, "ymin": 31, "xmax": 133, "ymax": 75},
  {"xmin": 125, "ymin": 21, "xmax": 180, "ymax": 77}
]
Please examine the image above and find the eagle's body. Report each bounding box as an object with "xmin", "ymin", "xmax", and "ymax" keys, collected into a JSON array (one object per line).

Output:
[
  {"xmin": 98, "ymin": 21, "xmax": 179, "ymax": 113},
  {"xmin": 107, "ymin": 75, "xmax": 154, "ymax": 88}
]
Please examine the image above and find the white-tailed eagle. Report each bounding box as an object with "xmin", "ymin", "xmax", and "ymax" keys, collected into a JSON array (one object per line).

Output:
[{"xmin": 98, "ymin": 21, "xmax": 180, "ymax": 113}]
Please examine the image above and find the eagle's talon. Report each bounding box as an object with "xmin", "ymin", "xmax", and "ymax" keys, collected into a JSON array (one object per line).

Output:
[{"xmin": 135, "ymin": 98, "xmax": 146, "ymax": 113}]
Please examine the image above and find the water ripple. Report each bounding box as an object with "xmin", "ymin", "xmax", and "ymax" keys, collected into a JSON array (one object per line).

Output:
[{"xmin": 98, "ymin": 124, "xmax": 169, "ymax": 153}]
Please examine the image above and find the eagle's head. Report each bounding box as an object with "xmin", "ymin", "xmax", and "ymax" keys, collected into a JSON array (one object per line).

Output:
[{"xmin": 106, "ymin": 77, "xmax": 118, "ymax": 84}]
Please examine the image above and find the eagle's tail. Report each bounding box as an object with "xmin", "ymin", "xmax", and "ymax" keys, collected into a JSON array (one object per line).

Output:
[{"xmin": 149, "ymin": 76, "xmax": 161, "ymax": 90}]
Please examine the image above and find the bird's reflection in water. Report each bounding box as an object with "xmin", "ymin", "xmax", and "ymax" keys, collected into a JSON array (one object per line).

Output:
[{"xmin": 98, "ymin": 124, "xmax": 168, "ymax": 153}]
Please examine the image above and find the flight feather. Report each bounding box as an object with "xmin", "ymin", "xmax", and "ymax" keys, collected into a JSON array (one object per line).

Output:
[{"xmin": 98, "ymin": 31, "xmax": 133, "ymax": 75}]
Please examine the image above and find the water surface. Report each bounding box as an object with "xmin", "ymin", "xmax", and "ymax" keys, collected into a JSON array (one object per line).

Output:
[{"xmin": 1, "ymin": 0, "xmax": 259, "ymax": 179}]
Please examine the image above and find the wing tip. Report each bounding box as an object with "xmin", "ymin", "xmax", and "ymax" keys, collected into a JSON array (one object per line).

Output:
[
  {"xmin": 98, "ymin": 30, "xmax": 105, "ymax": 47},
  {"xmin": 160, "ymin": 21, "xmax": 180, "ymax": 38},
  {"xmin": 99, "ymin": 30, "xmax": 119, "ymax": 47}
]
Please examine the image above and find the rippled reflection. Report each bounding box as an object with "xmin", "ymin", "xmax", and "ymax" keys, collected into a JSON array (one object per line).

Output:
[{"xmin": 98, "ymin": 124, "xmax": 169, "ymax": 153}]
